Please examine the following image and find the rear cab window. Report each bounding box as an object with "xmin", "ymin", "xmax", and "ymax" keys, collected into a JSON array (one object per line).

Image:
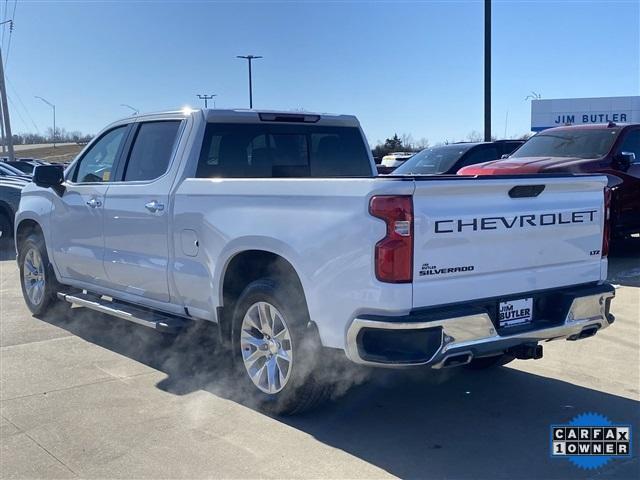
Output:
[{"xmin": 196, "ymin": 123, "xmax": 372, "ymax": 178}]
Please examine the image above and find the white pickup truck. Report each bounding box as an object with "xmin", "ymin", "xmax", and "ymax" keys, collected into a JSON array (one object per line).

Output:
[{"xmin": 16, "ymin": 109, "xmax": 615, "ymax": 414}]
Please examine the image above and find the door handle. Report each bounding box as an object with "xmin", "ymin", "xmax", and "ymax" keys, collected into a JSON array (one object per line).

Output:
[
  {"xmin": 86, "ymin": 198, "xmax": 102, "ymax": 208},
  {"xmin": 144, "ymin": 200, "xmax": 165, "ymax": 213}
]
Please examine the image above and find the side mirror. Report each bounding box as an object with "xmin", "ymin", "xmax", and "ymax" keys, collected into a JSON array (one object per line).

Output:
[
  {"xmin": 33, "ymin": 164, "xmax": 65, "ymax": 195},
  {"xmin": 501, "ymin": 154, "xmax": 510, "ymax": 159},
  {"xmin": 613, "ymin": 152, "xmax": 635, "ymax": 171}
]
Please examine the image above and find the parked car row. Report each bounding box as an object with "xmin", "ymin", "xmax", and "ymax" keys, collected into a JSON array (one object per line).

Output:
[
  {"xmin": 393, "ymin": 140, "xmax": 524, "ymax": 175},
  {"xmin": 0, "ymin": 157, "xmax": 48, "ymax": 241},
  {"xmin": 377, "ymin": 123, "xmax": 639, "ymax": 238},
  {"xmin": 458, "ymin": 123, "xmax": 640, "ymax": 238},
  {"xmin": 0, "ymin": 156, "xmax": 53, "ymax": 182},
  {"xmin": 378, "ymin": 151, "xmax": 414, "ymax": 173},
  {"xmin": 4, "ymin": 157, "xmax": 50, "ymax": 175},
  {"xmin": 0, "ymin": 177, "xmax": 22, "ymax": 244},
  {"xmin": 375, "ymin": 141, "xmax": 524, "ymax": 175}
]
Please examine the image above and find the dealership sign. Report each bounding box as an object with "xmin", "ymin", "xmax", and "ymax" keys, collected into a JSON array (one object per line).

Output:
[{"xmin": 531, "ymin": 96, "xmax": 640, "ymax": 131}]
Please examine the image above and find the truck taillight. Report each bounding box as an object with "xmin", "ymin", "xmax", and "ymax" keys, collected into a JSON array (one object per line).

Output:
[
  {"xmin": 602, "ymin": 187, "xmax": 611, "ymax": 258},
  {"xmin": 369, "ymin": 195, "xmax": 413, "ymax": 283}
]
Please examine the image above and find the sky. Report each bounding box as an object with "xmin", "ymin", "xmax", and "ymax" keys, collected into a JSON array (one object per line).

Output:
[{"xmin": 3, "ymin": 0, "xmax": 639, "ymax": 146}]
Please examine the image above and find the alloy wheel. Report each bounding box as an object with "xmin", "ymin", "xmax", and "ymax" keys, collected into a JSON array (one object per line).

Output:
[
  {"xmin": 23, "ymin": 248, "xmax": 46, "ymax": 306},
  {"xmin": 240, "ymin": 301, "xmax": 293, "ymax": 394}
]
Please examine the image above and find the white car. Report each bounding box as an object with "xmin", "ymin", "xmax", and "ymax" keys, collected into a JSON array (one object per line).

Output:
[
  {"xmin": 380, "ymin": 151, "xmax": 414, "ymax": 169},
  {"xmin": 16, "ymin": 109, "xmax": 615, "ymax": 414}
]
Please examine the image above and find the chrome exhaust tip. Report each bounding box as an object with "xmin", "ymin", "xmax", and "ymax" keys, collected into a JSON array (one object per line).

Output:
[{"xmin": 433, "ymin": 351, "xmax": 473, "ymax": 369}]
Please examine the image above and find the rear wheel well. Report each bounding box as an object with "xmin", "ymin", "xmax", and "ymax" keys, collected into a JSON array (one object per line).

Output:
[
  {"xmin": 221, "ymin": 250, "xmax": 307, "ymax": 333},
  {"xmin": 16, "ymin": 220, "xmax": 43, "ymax": 249}
]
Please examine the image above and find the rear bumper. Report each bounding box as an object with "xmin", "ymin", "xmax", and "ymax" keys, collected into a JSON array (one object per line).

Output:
[{"xmin": 345, "ymin": 283, "xmax": 615, "ymax": 368}]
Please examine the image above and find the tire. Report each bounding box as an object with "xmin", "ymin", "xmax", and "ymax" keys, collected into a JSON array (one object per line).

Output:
[
  {"xmin": 18, "ymin": 233, "xmax": 70, "ymax": 316},
  {"xmin": 230, "ymin": 278, "xmax": 331, "ymax": 415},
  {"xmin": 466, "ymin": 353, "xmax": 515, "ymax": 370}
]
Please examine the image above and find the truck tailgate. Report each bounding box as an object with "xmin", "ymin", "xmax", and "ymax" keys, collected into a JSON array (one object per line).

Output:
[{"xmin": 411, "ymin": 175, "xmax": 608, "ymax": 308}]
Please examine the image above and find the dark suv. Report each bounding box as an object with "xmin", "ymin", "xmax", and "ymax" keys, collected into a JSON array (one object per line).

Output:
[
  {"xmin": 390, "ymin": 140, "xmax": 524, "ymax": 175},
  {"xmin": 458, "ymin": 123, "xmax": 640, "ymax": 237}
]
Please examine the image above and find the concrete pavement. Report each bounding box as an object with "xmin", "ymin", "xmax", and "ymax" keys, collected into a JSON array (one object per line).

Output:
[{"xmin": 1, "ymin": 242, "xmax": 638, "ymax": 479}]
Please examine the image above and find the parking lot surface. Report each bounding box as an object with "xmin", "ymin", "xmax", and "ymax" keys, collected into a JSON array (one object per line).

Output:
[{"xmin": 1, "ymin": 241, "xmax": 638, "ymax": 479}]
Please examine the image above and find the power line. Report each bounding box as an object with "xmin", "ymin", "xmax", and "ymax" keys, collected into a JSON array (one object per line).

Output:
[
  {"xmin": 1, "ymin": 0, "xmax": 7, "ymax": 52},
  {"xmin": 6, "ymin": 75, "xmax": 38, "ymax": 131},
  {"xmin": 7, "ymin": 94, "xmax": 29, "ymax": 132}
]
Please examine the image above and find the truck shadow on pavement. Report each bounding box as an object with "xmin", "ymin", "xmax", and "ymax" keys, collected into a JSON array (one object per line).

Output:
[
  {"xmin": 285, "ymin": 369, "xmax": 640, "ymax": 479},
  {"xmin": 609, "ymin": 236, "xmax": 640, "ymax": 287},
  {"xmin": 0, "ymin": 241, "xmax": 15, "ymax": 260},
  {"xmin": 34, "ymin": 303, "xmax": 639, "ymax": 479}
]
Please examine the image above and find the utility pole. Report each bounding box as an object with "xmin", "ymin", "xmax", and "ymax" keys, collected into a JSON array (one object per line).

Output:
[
  {"xmin": 0, "ymin": 102, "xmax": 6, "ymax": 154},
  {"xmin": 236, "ymin": 55, "xmax": 262, "ymax": 109},
  {"xmin": 0, "ymin": 20, "xmax": 15, "ymax": 160},
  {"xmin": 484, "ymin": 0, "xmax": 491, "ymax": 142},
  {"xmin": 0, "ymin": 48, "xmax": 14, "ymax": 161},
  {"xmin": 197, "ymin": 94, "xmax": 216, "ymax": 109},
  {"xmin": 35, "ymin": 96, "xmax": 56, "ymax": 148}
]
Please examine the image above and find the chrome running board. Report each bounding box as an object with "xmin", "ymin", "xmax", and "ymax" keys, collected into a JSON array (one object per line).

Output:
[{"xmin": 57, "ymin": 292, "xmax": 190, "ymax": 334}]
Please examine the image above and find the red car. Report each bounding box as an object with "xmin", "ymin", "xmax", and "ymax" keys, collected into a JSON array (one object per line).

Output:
[{"xmin": 458, "ymin": 123, "xmax": 640, "ymax": 238}]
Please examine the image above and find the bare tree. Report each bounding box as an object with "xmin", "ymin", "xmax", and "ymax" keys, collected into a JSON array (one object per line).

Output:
[
  {"xmin": 400, "ymin": 133, "xmax": 415, "ymax": 151},
  {"xmin": 415, "ymin": 137, "xmax": 429, "ymax": 150},
  {"xmin": 466, "ymin": 130, "xmax": 483, "ymax": 142}
]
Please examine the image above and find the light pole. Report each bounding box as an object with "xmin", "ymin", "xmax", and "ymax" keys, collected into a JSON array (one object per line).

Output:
[
  {"xmin": 121, "ymin": 104, "xmax": 139, "ymax": 115},
  {"xmin": 197, "ymin": 94, "xmax": 217, "ymax": 108},
  {"xmin": 484, "ymin": 0, "xmax": 491, "ymax": 142},
  {"xmin": 35, "ymin": 96, "xmax": 56, "ymax": 148},
  {"xmin": 236, "ymin": 55, "xmax": 262, "ymax": 109}
]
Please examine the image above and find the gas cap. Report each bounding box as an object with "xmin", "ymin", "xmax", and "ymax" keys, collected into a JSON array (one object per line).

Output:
[{"xmin": 181, "ymin": 229, "xmax": 199, "ymax": 257}]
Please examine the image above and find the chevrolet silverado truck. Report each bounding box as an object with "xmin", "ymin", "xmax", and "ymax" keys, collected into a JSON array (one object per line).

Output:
[{"xmin": 16, "ymin": 109, "xmax": 615, "ymax": 414}]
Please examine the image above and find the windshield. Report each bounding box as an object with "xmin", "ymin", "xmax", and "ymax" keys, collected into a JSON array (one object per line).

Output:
[
  {"xmin": 0, "ymin": 163, "xmax": 26, "ymax": 176},
  {"xmin": 393, "ymin": 144, "xmax": 473, "ymax": 174},
  {"xmin": 511, "ymin": 129, "xmax": 619, "ymax": 159}
]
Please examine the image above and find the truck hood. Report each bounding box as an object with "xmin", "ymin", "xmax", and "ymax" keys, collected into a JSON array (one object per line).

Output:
[{"xmin": 458, "ymin": 156, "xmax": 587, "ymax": 175}]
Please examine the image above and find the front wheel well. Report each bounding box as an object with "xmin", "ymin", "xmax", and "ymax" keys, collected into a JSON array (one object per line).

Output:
[
  {"xmin": 221, "ymin": 250, "xmax": 307, "ymax": 329},
  {"xmin": 16, "ymin": 219, "xmax": 43, "ymax": 249}
]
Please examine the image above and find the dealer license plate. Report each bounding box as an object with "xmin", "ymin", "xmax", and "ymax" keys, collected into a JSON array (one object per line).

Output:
[{"xmin": 498, "ymin": 297, "xmax": 533, "ymax": 328}]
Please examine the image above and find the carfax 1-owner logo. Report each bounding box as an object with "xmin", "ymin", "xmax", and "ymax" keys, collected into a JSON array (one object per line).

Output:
[{"xmin": 551, "ymin": 413, "xmax": 633, "ymax": 470}]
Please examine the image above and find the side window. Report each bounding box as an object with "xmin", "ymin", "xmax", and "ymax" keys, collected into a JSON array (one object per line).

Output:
[
  {"xmin": 618, "ymin": 130, "xmax": 640, "ymax": 162},
  {"xmin": 73, "ymin": 126, "xmax": 127, "ymax": 183},
  {"xmin": 196, "ymin": 125, "xmax": 271, "ymax": 178},
  {"xmin": 123, "ymin": 121, "xmax": 181, "ymax": 181},
  {"xmin": 459, "ymin": 145, "xmax": 499, "ymax": 168}
]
